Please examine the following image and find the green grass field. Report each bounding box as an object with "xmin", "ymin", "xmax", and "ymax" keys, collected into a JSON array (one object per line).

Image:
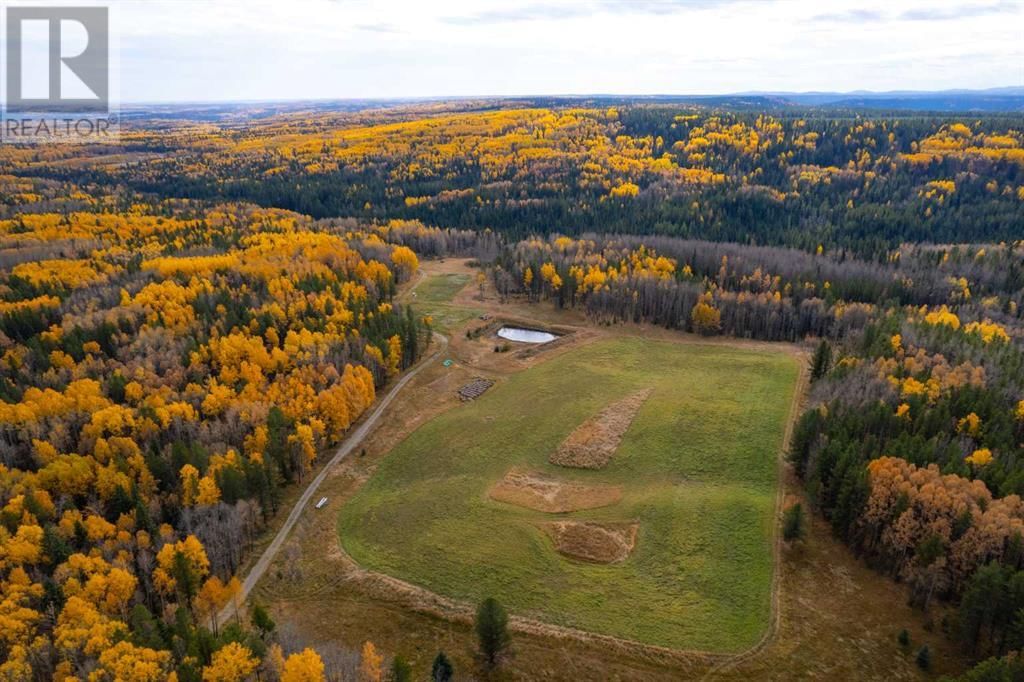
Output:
[
  {"xmin": 409, "ymin": 273, "xmax": 481, "ymax": 332},
  {"xmin": 339, "ymin": 336, "xmax": 799, "ymax": 652}
]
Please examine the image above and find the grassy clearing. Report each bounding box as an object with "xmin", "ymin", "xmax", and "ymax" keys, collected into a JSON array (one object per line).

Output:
[
  {"xmin": 409, "ymin": 273, "xmax": 480, "ymax": 333},
  {"xmin": 339, "ymin": 336, "xmax": 799, "ymax": 652}
]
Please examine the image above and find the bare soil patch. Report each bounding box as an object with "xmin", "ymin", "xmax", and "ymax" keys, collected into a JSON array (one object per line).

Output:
[
  {"xmin": 542, "ymin": 520, "xmax": 639, "ymax": 564},
  {"xmin": 550, "ymin": 388, "xmax": 652, "ymax": 469},
  {"xmin": 488, "ymin": 469, "xmax": 622, "ymax": 513}
]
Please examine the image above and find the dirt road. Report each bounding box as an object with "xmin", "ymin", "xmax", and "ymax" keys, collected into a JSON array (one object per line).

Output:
[{"xmin": 215, "ymin": 329, "xmax": 447, "ymax": 627}]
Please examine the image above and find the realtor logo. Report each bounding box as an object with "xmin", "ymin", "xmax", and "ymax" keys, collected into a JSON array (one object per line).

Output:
[
  {"xmin": 6, "ymin": 6, "xmax": 108, "ymax": 111},
  {"xmin": 2, "ymin": 5, "xmax": 117, "ymax": 142}
]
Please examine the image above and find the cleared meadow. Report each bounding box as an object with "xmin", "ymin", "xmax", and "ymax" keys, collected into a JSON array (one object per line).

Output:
[
  {"xmin": 410, "ymin": 272, "xmax": 481, "ymax": 332},
  {"xmin": 339, "ymin": 336, "xmax": 799, "ymax": 652}
]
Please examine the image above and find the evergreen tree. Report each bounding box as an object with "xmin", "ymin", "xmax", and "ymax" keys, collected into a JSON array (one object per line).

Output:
[
  {"xmin": 810, "ymin": 339, "xmax": 832, "ymax": 381},
  {"xmin": 171, "ymin": 550, "xmax": 201, "ymax": 606},
  {"xmin": 250, "ymin": 602, "xmax": 275, "ymax": 637},
  {"xmin": 475, "ymin": 597, "xmax": 510, "ymax": 669},
  {"xmin": 132, "ymin": 486, "xmax": 153, "ymax": 533},
  {"xmin": 959, "ymin": 652, "xmax": 1024, "ymax": 680},
  {"xmin": 782, "ymin": 503, "xmax": 804, "ymax": 542},
  {"xmin": 42, "ymin": 525, "xmax": 72, "ymax": 565},
  {"xmin": 960, "ymin": 563, "xmax": 1008, "ymax": 653},
  {"xmin": 129, "ymin": 604, "xmax": 167, "ymax": 651},
  {"xmin": 391, "ymin": 655, "xmax": 412, "ymax": 682},
  {"xmin": 107, "ymin": 372, "xmax": 128, "ymax": 403},
  {"xmin": 916, "ymin": 645, "xmax": 931, "ymax": 670},
  {"xmin": 431, "ymin": 652, "xmax": 453, "ymax": 682}
]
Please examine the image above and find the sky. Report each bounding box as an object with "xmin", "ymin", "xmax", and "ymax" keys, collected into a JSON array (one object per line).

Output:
[{"xmin": 46, "ymin": 0, "xmax": 1024, "ymax": 101}]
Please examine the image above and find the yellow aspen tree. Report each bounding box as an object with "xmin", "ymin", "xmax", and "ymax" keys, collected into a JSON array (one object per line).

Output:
[
  {"xmin": 179, "ymin": 464, "xmax": 200, "ymax": 506},
  {"xmin": 957, "ymin": 413, "xmax": 982, "ymax": 437},
  {"xmin": 196, "ymin": 577, "xmax": 227, "ymax": 630},
  {"xmin": 0, "ymin": 646, "xmax": 32, "ymax": 681},
  {"xmin": 202, "ymin": 642, "xmax": 258, "ymax": 682},
  {"xmin": 223, "ymin": 576, "xmax": 242, "ymax": 621},
  {"xmin": 266, "ymin": 644, "xmax": 286, "ymax": 680},
  {"xmin": 288, "ymin": 424, "xmax": 317, "ymax": 475},
  {"xmin": 195, "ymin": 476, "xmax": 221, "ymax": 506},
  {"xmin": 153, "ymin": 535, "xmax": 210, "ymax": 600},
  {"xmin": 94, "ymin": 641, "xmax": 171, "ymax": 682},
  {"xmin": 92, "ymin": 567, "xmax": 137, "ymax": 618},
  {"xmin": 390, "ymin": 245, "xmax": 419, "ymax": 279},
  {"xmin": 281, "ymin": 648, "xmax": 326, "ymax": 682},
  {"xmin": 359, "ymin": 641, "xmax": 383, "ymax": 682},
  {"xmin": 386, "ymin": 335, "xmax": 402, "ymax": 377},
  {"xmin": 3, "ymin": 524, "xmax": 43, "ymax": 565},
  {"xmin": 31, "ymin": 439, "xmax": 58, "ymax": 464},
  {"xmin": 690, "ymin": 294, "xmax": 721, "ymax": 335},
  {"xmin": 967, "ymin": 448, "xmax": 993, "ymax": 466}
]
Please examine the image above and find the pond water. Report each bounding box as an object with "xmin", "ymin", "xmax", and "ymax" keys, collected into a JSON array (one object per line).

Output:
[{"xmin": 497, "ymin": 326, "xmax": 558, "ymax": 344}]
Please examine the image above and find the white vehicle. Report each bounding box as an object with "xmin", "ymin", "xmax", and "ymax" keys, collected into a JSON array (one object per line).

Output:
[{"xmin": 314, "ymin": 497, "xmax": 328, "ymax": 509}]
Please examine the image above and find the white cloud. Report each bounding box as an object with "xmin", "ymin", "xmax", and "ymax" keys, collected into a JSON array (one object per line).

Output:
[{"xmin": 108, "ymin": 0, "xmax": 1024, "ymax": 101}]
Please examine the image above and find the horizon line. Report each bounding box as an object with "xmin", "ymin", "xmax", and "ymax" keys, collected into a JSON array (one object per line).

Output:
[{"xmin": 116, "ymin": 85, "xmax": 1024, "ymax": 107}]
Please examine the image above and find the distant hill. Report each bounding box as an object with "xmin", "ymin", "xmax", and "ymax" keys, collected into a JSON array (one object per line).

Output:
[
  {"xmin": 122, "ymin": 87, "xmax": 1024, "ymax": 118},
  {"xmin": 610, "ymin": 88, "xmax": 1024, "ymax": 112},
  {"xmin": 776, "ymin": 88, "xmax": 1024, "ymax": 112},
  {"xmin": 534, "ymin": 90, "xmax": 1024, "ymax": 113}
]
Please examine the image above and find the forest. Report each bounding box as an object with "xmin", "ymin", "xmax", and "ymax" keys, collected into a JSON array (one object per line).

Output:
[
  {"xmin": 0, "ymin": 100, "xmax": 1022, "ymax": 679},
  {"xmin": 0, "ymin": 197, "xmax": 424, "ymax": 679},
  {"xmin": 488, "ymin": 229, "xmax": 1024, "ymax": 676},
  {"xmin": 17, "ymin": 104, "xmax": 1021, "ymax": 258}
]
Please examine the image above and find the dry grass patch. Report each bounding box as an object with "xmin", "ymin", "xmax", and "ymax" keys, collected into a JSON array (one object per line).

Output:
[
  {"xmin": 488, "ymin": 469, "xmax": 622, "ymax": 513},
  {"xmin": 542, "ymin": 520, "xmax": 639, "ymax": 564},
  {"xmin": 550, "ymin": 388, "xmax": 653, "ymax": 469}
]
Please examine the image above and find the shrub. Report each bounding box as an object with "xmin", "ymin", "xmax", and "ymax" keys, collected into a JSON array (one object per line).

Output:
[
  {"xmin": 898, "ymin": 628, "xmax": 910, "ymax": 647},
  {"xmin": 916, "ymin": 645, "xmax": 931, "ymax": 670},
  {"xmin": 782, "ymin": 503, "xmax": 805, "ymax": 542}
]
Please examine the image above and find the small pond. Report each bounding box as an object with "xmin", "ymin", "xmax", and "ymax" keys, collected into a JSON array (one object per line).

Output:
[{"xmin": 497, "ymin": 326, "xmax": 558, "ymax": 344}]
